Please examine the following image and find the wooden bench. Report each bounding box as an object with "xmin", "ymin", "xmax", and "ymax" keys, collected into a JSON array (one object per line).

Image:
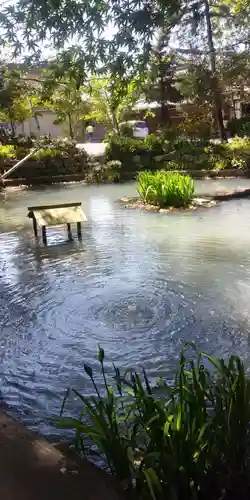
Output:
[{"xmin": 27, "ymin": 202, "xmax": 87, "ymax": 244}]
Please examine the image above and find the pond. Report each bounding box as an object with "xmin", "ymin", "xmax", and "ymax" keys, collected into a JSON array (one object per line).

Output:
[{"xmin": 1, "ymin": 178, "xmax": 250, "ymax": 437}]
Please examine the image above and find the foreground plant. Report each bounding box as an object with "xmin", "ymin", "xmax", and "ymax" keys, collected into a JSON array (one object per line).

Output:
[
  {"xmin": 54, "ymin": 345, "xmax": 250, "ymax": 499},
  {"xmin": 137, "ymin": 171, "xmax": 195, "ymax": 208}
]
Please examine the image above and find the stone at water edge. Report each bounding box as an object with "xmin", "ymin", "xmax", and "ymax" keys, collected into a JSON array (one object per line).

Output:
[{"xmin": 193, "ymin": 198, "xmax": 216, "ymax": 206}]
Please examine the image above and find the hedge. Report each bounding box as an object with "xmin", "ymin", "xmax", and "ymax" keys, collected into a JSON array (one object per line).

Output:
[
  {"xmin": 105, "ymin": 134, "xmax": 250, "ymax": 180},
  {"xmin": 0, "ymin": 138, "xmax": 90, "ymax": 180}
]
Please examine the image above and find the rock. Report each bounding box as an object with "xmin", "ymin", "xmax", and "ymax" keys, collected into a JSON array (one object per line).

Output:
[
  {"xmin": 132, "ymin": 155, "xmax": 141, "ymax": 164},
  {"xmin": 193, "ymin": 198, "xmax": 216, "ymax": 207},
  {"xmin": 119, "ymin": 195, "xmax": 218, "ymax": 213},
  {"xmin": 120, "ymin": 197, "xmax": 130, "ymax": 202},
  {"xmin": 153, "ymin": 155, "xmax": 165, "ymax": 162}
]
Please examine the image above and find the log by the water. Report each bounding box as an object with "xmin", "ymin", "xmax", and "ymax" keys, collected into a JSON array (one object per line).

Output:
[{"xmin": 213, "ymin": 188, "xmax": 250, "ymax": 201}]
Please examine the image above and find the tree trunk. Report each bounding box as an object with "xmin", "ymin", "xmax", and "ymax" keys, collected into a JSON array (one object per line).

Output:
[
  {"xmin": 68, "ymin": 114, "xmax": 74, "ymax": 139},
  {"xmin": 7, "ymin": 107, "xmax": 15, "ymax": 139},
  {"xmin": 157, "ymin": 32, "xmax": 171, "ymax": 125},
  {"xmin": 34, "ymin": 114, "xmax": 41, "ymax": 133},
  {"xmin": 204, "ymin": 0, "xmax": 227, "ymax": 141},
  {"xmin": 103, "ymin": 87, "xmax": 120, "ymax": 135},
  {"xmin": 159, "ymin": 63, "xmax": 171, "ymax": 124},
  {"xmin": 111, "ymin": 108, "xmax": 120, "ymax": 135}
]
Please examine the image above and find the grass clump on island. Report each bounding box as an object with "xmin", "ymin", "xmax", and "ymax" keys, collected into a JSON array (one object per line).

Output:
[
  {"xmin": 137, "ymin": 170, "xmax": 195, "ymax": 208},
  {"xmin": 54, "ymin": 345, "xmax": 250, "ymax": 500}
]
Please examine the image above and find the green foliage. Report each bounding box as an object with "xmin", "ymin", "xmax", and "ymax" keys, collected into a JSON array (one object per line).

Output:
[
  {"xmin": 226, "ymin": 136, "xmax": 250, "ymax": 168},
  {"xmin": 106, "ymin": 134, "xmax": 168, "ymax": 159},
  {"xmin": 105, "ymin": 160, "xmax": 122, "ymax": 181},
  {"xmin": 54, "ymin": 345, "xmax": 250, "ymax": 500},
  {"xmin": 0, "ymin": 144, "xmax": 15, "ymax": 160},
  {"xmin": 0, "ymin": 65, "xmax": 39, "ymax": 136},
  {"xmin": 41, "ymin": 77, "xmax": 91, "ymax": 139},
  {"xmin": 213, "ymin": 158, "xmax": 229, "ymax": 170},
  {"xmin": 33, "ymin": 148, "xmax": 64, "ymax": 160},
  {"xmin": 106, "ymin": 134, "xmax": 250, "ymax": 176},
  {"xmin": 137, "ymin": 170, "xmax": 195, "ymax": 208},
  {"xmin": 85, "ymin": 76, "xmax": 143, "ymax": 133},
  {"xmin": 0, "ymin": 0, "xmax": 246, "ymax": 146},
  {"xmin": 164, "ymin": 160, "xmax": 184, "ymax": 170},
  {"xmin": 85, "ymin": 160, "xmax": 122, "ymax": 183},
  {"xmin": 227, "ymin": 117, "xmax": 250, "ymax": 137},
  {"xmin": 119, "ymin": 121, "xmax": 135, "ymax": 138},
  {"xmin": 0, "ymin": 137, "xmax": 90, "ymax": 179}
]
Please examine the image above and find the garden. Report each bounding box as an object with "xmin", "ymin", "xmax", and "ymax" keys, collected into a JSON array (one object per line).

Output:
[
  {"xmin": 1, "ymin": 133, "xmax": 250, "ymax": 186},
  {"xmin": 55, "ymin": 345, "xmax": 250, "ymax": 500},
  {"xmin": 1, "ymin": 0, "xmax": 250, "ymax": 498},
  {"xmin": 105, "ymin": 134, "xmax": 250, "ymax": 182}
]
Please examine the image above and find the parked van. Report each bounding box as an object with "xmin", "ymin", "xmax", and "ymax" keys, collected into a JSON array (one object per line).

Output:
[{"xmin": 119, "ymin": 120, "xmax": 149, "ymax": 139}]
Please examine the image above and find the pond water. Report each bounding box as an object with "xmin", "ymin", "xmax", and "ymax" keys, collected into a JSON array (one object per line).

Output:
[{"xmin": 1, "ymin": 178, "xmax": 250, "ymax": 437}]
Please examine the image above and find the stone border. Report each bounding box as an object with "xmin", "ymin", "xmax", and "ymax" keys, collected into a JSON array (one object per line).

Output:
[
  {"xmin": 4, "ymin": 174, "xmax": 86, "ymax": 186},
  {"xmin": 1, "ymin": 167, "xmax": 250, "ymax": 187}
]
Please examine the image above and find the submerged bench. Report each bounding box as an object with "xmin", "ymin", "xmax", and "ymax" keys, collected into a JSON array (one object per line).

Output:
[{"xmin": 27, "ymin": 202, "xmax": 87, "ymax": 244}]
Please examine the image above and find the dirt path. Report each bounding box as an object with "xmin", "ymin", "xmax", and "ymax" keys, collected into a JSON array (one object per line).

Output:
[{"xmin": 0, "ymin": 410, "xmax": 124, "ymax": 500}]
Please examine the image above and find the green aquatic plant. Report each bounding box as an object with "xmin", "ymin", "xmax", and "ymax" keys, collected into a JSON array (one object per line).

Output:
[
  {"xmin": 137, "ymin": 170, "xmax": 195, "ymax": 208},
  {"xmin": 54, "ymin": 345, "xmax": 250, "ymax": 500}
]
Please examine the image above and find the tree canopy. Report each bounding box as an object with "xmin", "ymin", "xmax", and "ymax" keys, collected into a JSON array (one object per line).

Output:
[{"xmin": 0, "ymin": 0, "xmax": 250, "ymax": 140}]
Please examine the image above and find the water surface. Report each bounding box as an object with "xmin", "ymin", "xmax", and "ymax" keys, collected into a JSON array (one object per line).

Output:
[{"xmin": 1, "ymin": 179, "xmax": 250, "ymax": 436}]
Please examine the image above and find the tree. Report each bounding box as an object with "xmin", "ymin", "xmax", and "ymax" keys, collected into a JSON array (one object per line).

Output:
[
  {"xmin": 0, "ymin": 0, "xmax": 183, "ymax": 75},
  {"xmin": 86, "ymin": 76, "xmax": 144, "ymax": 134},
  {"xmin": 39, "ymin": 58, "xmax": 92, "ymax": 138},
  {"xmin": 144, "ymin": 30, "xmax": 183, "ymax": 125},
  {"xmin": 0, "ymin": 0, "xmax": 249, "ymax": 141},
  {"xmin": 0, "ymin": 65, "xmax": 39, "ymax": 137},
  {"xmin": 42, "ymin": 80, "xmax": 91, "ymax": 139}
]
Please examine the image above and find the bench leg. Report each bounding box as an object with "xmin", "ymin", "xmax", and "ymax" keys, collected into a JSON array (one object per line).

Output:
[
  {"xmin": 32, "ymin": 217, "xmax": 38, "ymax": 238},
  {"xmin": 67, "ymin": 223, "xmax": 73, "ymax": 241},
  {"xmin": 77, "ymin": 222, "xmax": 82, "ymax": 239},
  {"xmin": 42, "ymin": 226, "xmax": 47, "ymax": 245}
]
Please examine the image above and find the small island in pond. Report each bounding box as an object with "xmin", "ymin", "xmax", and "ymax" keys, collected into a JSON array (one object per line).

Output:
[{"xmin": 119, "ymin": 171, "xmax": 250, "ymax": 212}]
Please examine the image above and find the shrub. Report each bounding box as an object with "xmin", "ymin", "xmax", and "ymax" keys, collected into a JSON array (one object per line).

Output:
[
  {"xmin": 54, "ymin": 346, "xmax": 250, "ymax": 500},
  {"xmin": 119, "ymin": 122, "xmax": 134, "ymax": 138},
  {"xmin": 164, "ymin": 160, "xmax": 185, "ymax": 170},
  {"xmin": 214, "ymin": 158, "xmax": 229, "ymax": 170},
  {"xmin": 105, "ymin": 160, "xmax": 122, "ymax": 182},
  {"xmin": 0, "ymin": 137, "xmax": 90, "ymax": 179},
  {"xmin": 33, "ymin": 147, "xmax": 64, "ymax": 160},
  {"xmin": 86, "ymin": 160, "xmax": 122, "ymax": 183},
  {"xmin": 144, "ymin": 134, "xmax": 169, "ymax": 155},
  {"xmin": 106, "ymin": 134, "xmax": 167, "ymax": 161},
  {"xmin": 0, "ymin": 144, "xmax": 15, "ymax": 160},
  {"xmin": 227, "ymin": 116, "xmax": 250, "ymax": 137},
  {"xmin": 106, "ymin": 134, "xmax": 250, "ymax": 175},
  {"xmin": 225, "ymin": 136, "xmax": 250, "ymax": 169},
  {"xmin": 137, "ymin": 170, "xmax": 195, "ymax": 208}
]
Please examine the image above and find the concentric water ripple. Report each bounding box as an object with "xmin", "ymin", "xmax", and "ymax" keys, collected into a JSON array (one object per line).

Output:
[{"xmin": 1, "ymin": 181, "xmax": 250, "ymax": 437}]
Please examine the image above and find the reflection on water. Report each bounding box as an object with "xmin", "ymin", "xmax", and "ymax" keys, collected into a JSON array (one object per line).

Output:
[{"xmin": 0, "ymin": 179, "xmax": 250, "ymax": 436}]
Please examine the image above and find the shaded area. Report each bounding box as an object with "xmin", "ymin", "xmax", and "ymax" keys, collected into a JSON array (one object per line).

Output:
[{"xmin": 0, "ymin": 410, "xmax": 123, "ymax": 500}]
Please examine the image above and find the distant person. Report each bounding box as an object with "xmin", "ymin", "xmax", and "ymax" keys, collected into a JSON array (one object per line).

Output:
[{"xmin": 86, "ymin": 123, "xmax": 94, "ymax": 142}]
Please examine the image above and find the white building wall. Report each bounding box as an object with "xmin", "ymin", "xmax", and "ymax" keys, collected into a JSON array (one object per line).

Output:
[{"xmin": 15, "ymin": 111, "xmax": 65, "ymax": 137}]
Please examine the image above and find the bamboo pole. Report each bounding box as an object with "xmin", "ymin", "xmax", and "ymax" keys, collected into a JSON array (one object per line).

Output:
[{"xmin": 2, "ymin": 148, "xmax": 39, "ymax": 180}]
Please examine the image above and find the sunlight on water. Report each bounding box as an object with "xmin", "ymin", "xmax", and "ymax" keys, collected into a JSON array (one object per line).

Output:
[{"xmin": 0, "ymin": 179, "xmax": 250, "ymax": 436}]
